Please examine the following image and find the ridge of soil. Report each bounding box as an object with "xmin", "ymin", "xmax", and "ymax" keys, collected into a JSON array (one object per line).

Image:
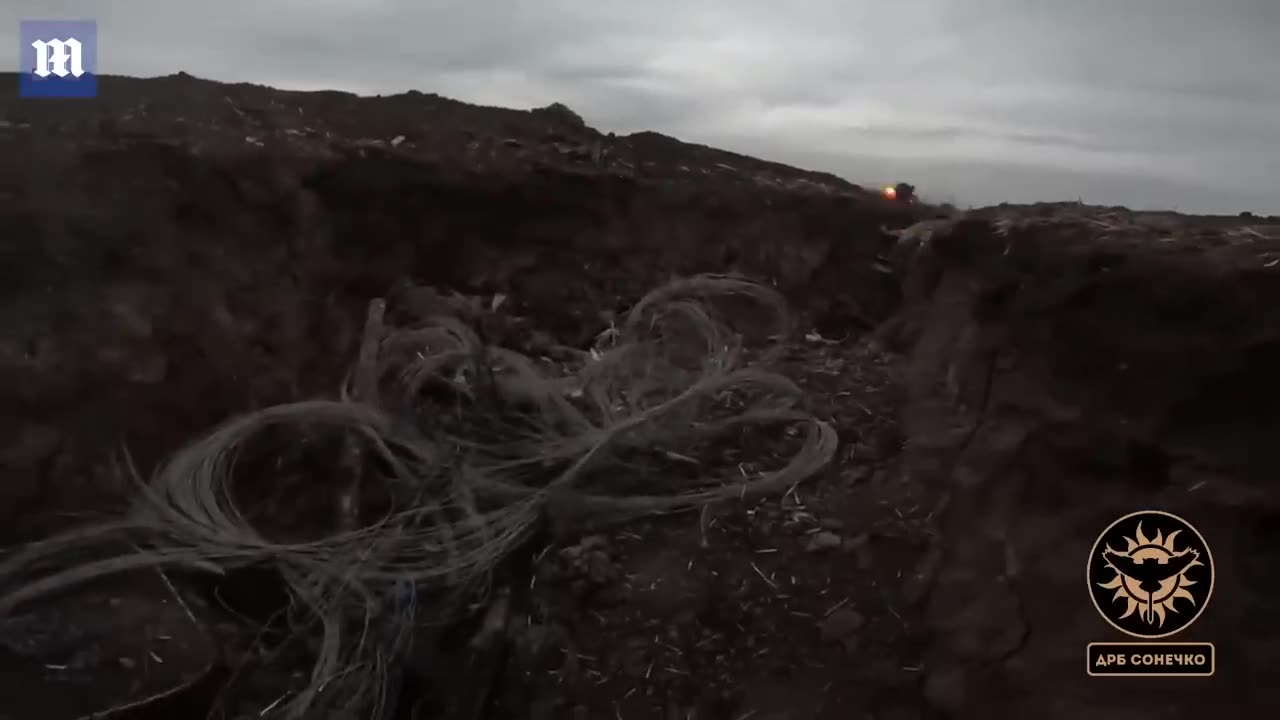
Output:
[
  {"xmin": 3, "ymin": 72, "xmax": 1279, "ymax": 719},
  {"xmin": 890, "ymin": 210, "xmax": 1280, "ymax": 717}
]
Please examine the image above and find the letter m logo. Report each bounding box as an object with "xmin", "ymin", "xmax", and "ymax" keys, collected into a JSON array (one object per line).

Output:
[
  {"xmin": 19, "ymin": 20, "xmax": 98, "ymax": 98},
  {"xmin": 32, "ymin": 38, "xmax": 84, "ymax": 78}
]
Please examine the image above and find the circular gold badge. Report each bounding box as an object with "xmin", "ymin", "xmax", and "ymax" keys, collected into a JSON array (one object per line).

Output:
[{"xmin": 1087, "ymin": 510, "xmax": 1214, "ymax": 639}]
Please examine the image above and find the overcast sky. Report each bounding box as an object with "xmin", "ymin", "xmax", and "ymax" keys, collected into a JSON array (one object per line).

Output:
[{"xmin": 7, "ymin": 1, "xmax": 1279, "ymax": 214}]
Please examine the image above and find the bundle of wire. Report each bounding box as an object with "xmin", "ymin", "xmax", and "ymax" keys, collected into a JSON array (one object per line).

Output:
[{"xmin": 0, "ymin": 274, "xmax": 838, "ymax": 719}]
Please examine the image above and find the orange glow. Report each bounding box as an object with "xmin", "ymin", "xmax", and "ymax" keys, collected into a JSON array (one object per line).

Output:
[{"xmin": 881, "ymin": 186, "xmax": 897, "ymax": 200}]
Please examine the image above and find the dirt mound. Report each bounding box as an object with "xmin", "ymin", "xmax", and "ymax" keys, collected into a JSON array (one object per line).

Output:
[
  {"xmin": 0, "ymin": 72, "xmax": 925, "ymax": 536},
  {"xmin": 890, "ymin": 206, "xmax": 1280, "ymax": 717},
  {"xmin": 1, "ymin": 73, "xmax": 934, "ymax": 719}
]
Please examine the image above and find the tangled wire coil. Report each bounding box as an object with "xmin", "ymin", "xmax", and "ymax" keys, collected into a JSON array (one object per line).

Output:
[{"xmin": 0, "ymin": 274, "xmax": 839, "ymax": 719}]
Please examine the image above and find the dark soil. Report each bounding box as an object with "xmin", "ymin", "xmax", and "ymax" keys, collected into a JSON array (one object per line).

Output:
[
  {"xmin": 2, "ymin": 72, "xmax": 1280, "ymax": 719},
  {"xmin": 891, "ymin": 211, "xmax": 1280, "ymax": 717}
]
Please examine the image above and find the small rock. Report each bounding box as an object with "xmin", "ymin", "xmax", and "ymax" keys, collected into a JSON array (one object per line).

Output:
[
  {"xmin": 527, "ymin": 330, "xmax": 556, "ymax": 354},
  {"xmin": 924, "ymin": 666, "xmax": 969, "ymax": 712},
  {"xmin": 585, "ymin": 551, "xmax": 615, "ymax": 584},
  {"xmin": 819, "ymin": 608, "xmax": 866, "ymax": 641},
  {"xmin": 848, "ymin": 535, "xmax": 874, "ymax": 569},
  {"xmin": 117, "ymin": 656, "xmax": 137, "ymax": 669},
  {"xmin": 128, "ymin": 354, "xmax": 168, "ymax": 384},
  {"xmin": 529, "ymin": 696, "xmax": 563, "ymax": 720},
  {"xmin": 819, "ymin": 517, "xmax": 845, "ymax": 531},
  {"xmin": 621, "ymin": 637, "xmax": 650, "ymax": 677},
  {"xmin": 842, "ymin": 533, "xmax": 869, "ymax": 551},
  {"xmin": 845, "ymin": 466, "xmax": 872, "ymax": 484},
  {"xmin": 806, "ymin": 531, "xmax": 843, "ymax": 552},
  {"xmin": 869, "ymin": 427, "xmax": 903, "ymax": 459},
  {"xmin": 390, "ymin": 135, "xmax": 405, "ymax": 146},
  {"xmin": 1, "ymin": 423, "xmax": 60, "ymax": 469},
  {"xmin": 109, "ymin": 300, "xmax": 154, "ymax": 337}
]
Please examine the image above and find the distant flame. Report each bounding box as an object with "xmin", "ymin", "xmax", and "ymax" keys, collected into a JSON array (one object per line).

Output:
[{"xmin": 881, "ymin": 186, "xmax": 897, "ymax": 200}]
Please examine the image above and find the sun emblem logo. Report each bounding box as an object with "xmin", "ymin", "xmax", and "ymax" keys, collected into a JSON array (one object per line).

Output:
[
  {"xmin": 1087, "ymin": 510, "xmax": 1213, "ymax": 639},
  {"xmin": 1098, "ymin": 523, "xmax": 1201, "ymax": 626}
]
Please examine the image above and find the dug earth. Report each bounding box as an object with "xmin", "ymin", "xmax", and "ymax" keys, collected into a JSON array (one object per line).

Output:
[{"xmin": 1, "ymin": 73, "xmax": 1279, "ymax": 719}]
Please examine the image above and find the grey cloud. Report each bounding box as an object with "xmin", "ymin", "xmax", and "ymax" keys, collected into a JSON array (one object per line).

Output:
[
  {"xmin": 839, "ymin": 124, "xmax": 1135, "ymax": 154},
  {"xmin": 3, "ymin": 0, "xmax": 1277, "ymax": 213}
]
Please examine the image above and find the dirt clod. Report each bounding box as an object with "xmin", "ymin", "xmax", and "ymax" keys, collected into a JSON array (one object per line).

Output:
[
  {"xmin": 805, "ymin": 531, "xmax": 844, "ymax": 552},
  {"xmin": 819, "ymin": 608, "xmax": 867, "ymax": 641}
]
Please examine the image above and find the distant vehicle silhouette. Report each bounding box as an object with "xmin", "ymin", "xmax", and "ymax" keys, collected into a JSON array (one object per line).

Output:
[{"xmin": 881, "ymin": 182, "xmax": 916, "ymax": 204}]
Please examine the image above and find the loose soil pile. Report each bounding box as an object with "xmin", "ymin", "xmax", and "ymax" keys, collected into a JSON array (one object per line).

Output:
[{"xmin": 1, "ymin": 73, "xmax": 1278, "ymax": 719}]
